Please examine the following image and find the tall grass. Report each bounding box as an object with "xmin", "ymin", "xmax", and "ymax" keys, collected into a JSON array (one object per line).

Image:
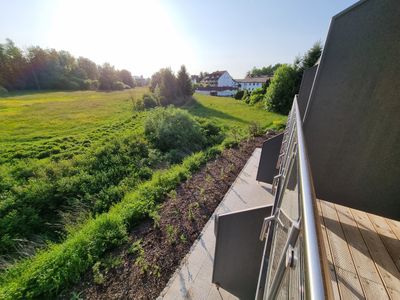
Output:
[{"xmin": 0, "ymin": 148, "xmax": 219, "ymax": 299}]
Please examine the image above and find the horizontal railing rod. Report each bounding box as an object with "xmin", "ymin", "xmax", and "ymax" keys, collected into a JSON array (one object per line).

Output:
[{"xmin": 293, "ymin": 97, "xmax": 333, "ymax": 300}]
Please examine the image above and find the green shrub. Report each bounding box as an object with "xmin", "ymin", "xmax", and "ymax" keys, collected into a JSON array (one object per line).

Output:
[
  {"xmin": 144, "ymin": 107, "xmax": 206, "ymax": 155},
  {"xmin": 242, "ymin": 90, "xmax": 250, "ymax": 104},
  {"xmin": 142, "ymin": 93, "xmax": 158, "ymax": 109},
  {"xmin": 112, "ymin": 81, "xmax": 125, "ymax": 90},
  {"xmin": 270, "ymin": 120, "xmax": 287, "ymax": 131},
  {"xmin": 82, "ymin": 79, "xmax": 99, "ymax": 90},
  {"xmin": 0, "ymin": 86, "xmax": 8, "ymax": 96},
  {"xmin": 234, "ymin": 90, "xmax": 244, "ymax": 100}
]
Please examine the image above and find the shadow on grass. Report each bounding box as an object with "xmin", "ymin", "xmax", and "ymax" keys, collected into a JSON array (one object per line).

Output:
[{"xmin": 183, "ymin": 97, "xmax": 249, "ymax": 125}]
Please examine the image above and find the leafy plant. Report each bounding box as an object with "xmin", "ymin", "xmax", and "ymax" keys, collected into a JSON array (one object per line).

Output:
[
  {"xmin": 92, "ymin": 261, "xmax": 105, "ymax": 285},
  {"xmin": 188, "ymin": 202, "xmax": 200, "ymax": 221},
  {"xmin": 166, "ymin": 224, "xmax": 178, "ymax": 245}
]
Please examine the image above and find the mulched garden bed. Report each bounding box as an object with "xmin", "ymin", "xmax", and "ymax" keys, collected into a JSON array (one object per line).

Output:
[{"xmin": 63, "ymin": 132, "xmax": 277, "ymax": 300}]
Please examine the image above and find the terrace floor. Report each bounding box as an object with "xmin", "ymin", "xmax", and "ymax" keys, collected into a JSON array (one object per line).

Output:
[
  {"xmin": 158, "ymin": 148, "xmax": 275, "ymax": 299},
  {"xmin": 318, "ymin": 200, "xmax": 400, "ymax": 299}
]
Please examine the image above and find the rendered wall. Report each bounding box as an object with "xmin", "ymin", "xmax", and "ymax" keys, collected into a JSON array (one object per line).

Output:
[
  {"xmin": 303, "ymin": 0, "xmax": 400, "ymax": 220},
  {"xmin": 297, "ymin": 65, "xmax": 317, "ymax": 120}
]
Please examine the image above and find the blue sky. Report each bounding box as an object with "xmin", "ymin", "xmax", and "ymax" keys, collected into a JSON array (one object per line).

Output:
[{"xmin": 0, "ymin": 0, "xmax": 358, "ymax": 77}]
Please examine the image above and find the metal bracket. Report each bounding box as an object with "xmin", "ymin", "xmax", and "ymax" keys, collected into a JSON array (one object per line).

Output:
[
  {"xmin": 259, "ymin": 215, "xmax": 275, "ymax": 241},
  {"xmin": 259, "ymin": 211, "xmax": 284, "ymax": 241}
]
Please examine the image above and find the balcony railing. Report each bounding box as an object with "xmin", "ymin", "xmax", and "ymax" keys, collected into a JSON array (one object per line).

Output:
[{"xmin": 259, "ymin": 96, "xmax": 333, "ymax": 299}]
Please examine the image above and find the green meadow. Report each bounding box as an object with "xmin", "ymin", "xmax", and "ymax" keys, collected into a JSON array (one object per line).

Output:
[{"xmin": 0, "ymin": 89, "xmax": 285, "ymax": 298}]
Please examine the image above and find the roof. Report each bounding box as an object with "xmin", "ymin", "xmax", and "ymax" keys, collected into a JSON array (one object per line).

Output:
[
  {"xmin": 202, "ymin": 71, "xmax": 227, "ymax": 81},
  {"xmin": 235, "ymin": 76, "xmax": 272, "ymax": 83}
]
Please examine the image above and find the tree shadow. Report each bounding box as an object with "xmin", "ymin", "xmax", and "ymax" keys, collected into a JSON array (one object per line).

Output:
[
  {"xmin": 0, "ymin": 89, "xmax": 63, "ymax": 98},
  {"xmin": 182, "ymin": 97, "xmax": 250, "ymax": 125}
]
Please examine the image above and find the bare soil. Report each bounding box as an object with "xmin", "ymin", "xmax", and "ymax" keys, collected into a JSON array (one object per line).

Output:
[{"xmin": 63, "ymin": 132, "xmax": 277, "ymax": 300}]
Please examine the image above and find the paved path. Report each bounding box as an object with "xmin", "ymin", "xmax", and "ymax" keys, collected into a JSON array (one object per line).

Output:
[{"xmin": 158, "ymin": 148, "xmax": 275, "ymax": 300}]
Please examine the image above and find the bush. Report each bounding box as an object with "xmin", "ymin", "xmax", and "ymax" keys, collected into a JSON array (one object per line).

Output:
[
  {"xmin": 270, "ymin": 120, "xmax": 287, "ymax": 131},
  {"xmin": 142, "ymin": 94, "xmax": 158, "ymax": 109},
  {"xmin": 264, "ymin": 64, "xmax": 298, "ymax": 115},
  {"xmin": 0, "ymin": 86, "xmax": 8, "ymax": 96},
  {"xmin": 144, "ymin": 107, "xmax": 207, "ymax": 159},
  {"xmin": 83, "ymin": 79, "xmax": 99, "ymax": 90},
  {"xmin": 234, "ymin": 90, "xmax": 244, "ymax": 100},
  {"xmin": 248, "ymin": 88, "xmax": 265, "ymax": 105},
  {"xmin": 111, "ymin": 81, "xmax": 125, "ymax": 91},
  {"xmin": 242, "ymin": 90, "xmax": 250, "ymax": 104},
  {"xmin": 196, "ymin": 118, "xmax": 225, "ymax": 147}
]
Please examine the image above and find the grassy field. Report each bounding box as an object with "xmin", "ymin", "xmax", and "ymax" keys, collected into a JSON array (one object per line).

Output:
[{"xmin": 0, "ymin": 89, "xmax": 285, "ymax": 298}]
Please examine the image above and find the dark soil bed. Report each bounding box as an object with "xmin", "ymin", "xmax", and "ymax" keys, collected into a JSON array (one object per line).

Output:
[{"xmin": 62, "ymin": 133, "xmax": 277, "ymax": 300}]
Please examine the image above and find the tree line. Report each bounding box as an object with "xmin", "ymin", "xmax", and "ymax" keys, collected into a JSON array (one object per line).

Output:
[{"xmin": 0, "ymin": 39, "xmax": 142, "ymax": 92}]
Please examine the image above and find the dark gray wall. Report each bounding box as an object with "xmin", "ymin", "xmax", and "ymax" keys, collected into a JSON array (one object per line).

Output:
[
  {"xmin": 303, "ymin": 0, "xmax": 400, "ymax": 220},
  {"xmin": 298, "ymin": 65, "xmax": 318, "ymax": 120},
  {"xmin": 256, "ymin": 133, "xmax": 283, "ymax": 184}
]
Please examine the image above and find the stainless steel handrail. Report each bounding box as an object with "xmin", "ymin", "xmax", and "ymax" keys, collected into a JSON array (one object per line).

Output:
[
  {"xmin": 293, "ymin": 97, "xmax": 333, "ymax": 300},
  {"xmin": 265, "ymin": 96, "xmax": 333, "ymax": 299}
]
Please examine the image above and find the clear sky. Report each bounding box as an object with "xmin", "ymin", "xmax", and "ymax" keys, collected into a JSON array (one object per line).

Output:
[{"xmin": 0, "ymin": 0, "xmax": 359, "ymax": 78}]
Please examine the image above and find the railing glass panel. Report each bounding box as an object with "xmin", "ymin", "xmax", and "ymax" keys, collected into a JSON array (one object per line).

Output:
[{"xmin": 261, "ymin": 96, "xmax": 332, "ymax": 300}]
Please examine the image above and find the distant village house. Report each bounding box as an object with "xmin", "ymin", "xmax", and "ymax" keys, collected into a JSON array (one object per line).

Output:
[{"xmin": 195, "ymin": 70, "xmax": 271, "ymax": 96}]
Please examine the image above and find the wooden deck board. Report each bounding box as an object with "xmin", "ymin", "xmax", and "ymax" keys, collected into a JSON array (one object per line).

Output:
[
  {"xmin": 317, "ymin": 200, "xmax": 341, "ymax": 300},
  {"xmin": 318, "ymin": 200, "xmax": 400, "ymax": 299},
  {"xmin": 319, "ymin": 201, "xmax": 365, "ymax": 299}
]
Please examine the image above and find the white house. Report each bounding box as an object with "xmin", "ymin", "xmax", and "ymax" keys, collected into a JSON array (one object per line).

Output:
[
  {"xmin": 194, "ymin": 71, "xmax": 272, "ymax": 96},
  {"xmin": 196, "ymin": 71, "xmax": 237, "ymax": 96},
  {"xmin": 235, "ymin": 76, "xmax": 271, "ymax": 92}
]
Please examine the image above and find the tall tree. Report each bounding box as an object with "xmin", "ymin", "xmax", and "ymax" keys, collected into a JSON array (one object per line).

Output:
[
  {"xmin": 99, "ymin": 63, "xmax": 118, "ymax": 90},
  {"xmin": 177, "ymin": 65, "xmax": 193, "ymax": 97},
  {"xmin": 118, "ymin": 69, "xmax": 134, "ymax": 88}
]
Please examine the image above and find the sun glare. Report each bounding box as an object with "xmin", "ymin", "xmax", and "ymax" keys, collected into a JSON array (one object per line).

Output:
[{"xmin": 47, "ymin": 0, "xmax": 195, "ymax": 76}]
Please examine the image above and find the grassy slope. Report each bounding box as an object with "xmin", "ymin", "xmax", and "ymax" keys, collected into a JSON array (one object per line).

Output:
[
  {"xmin": 187, "ymin": 93, "xmax": 286, "ymax": 130},
  {"xmin": 0, "ymin": 90, "xmax": 285, "ymax": 298},
  {"xmin": 0, "ymin": 91, "xmax": 285, "ymax": 163},
  {"xmin": 0, "ymin": 90, "xmax": 284, "ymax": 144}
]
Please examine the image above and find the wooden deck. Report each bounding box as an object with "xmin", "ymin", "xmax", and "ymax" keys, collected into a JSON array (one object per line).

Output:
[{"xmin": 318, "ymin": 200, "xmax": 400, "ymax": 299}]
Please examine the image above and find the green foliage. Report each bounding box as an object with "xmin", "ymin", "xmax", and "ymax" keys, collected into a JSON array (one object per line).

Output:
[
  {"xmin": 188, "ymin": 202, "xmax": 200, "ymax": 221},
  {"xmin": 144, "ymin": 107, "xmax": 222, "ymax": 162},
  {"xmin": 0, "ymin": 86, "xmax": 8, "ymax": 95},
  {"xmin": 111, "ymin": 81, "xmax": 126, "ymax": 90},
  {"xmin": 128, "ymin": 239, "xmax": 144, "ymax": 256},
  {"xmin": 296, "ymin": 41, "xmax": 323, "ymax": 72},
  {"xmin": 234, "ymin": 90, "xmax": 244, "ymax": 100},
  {"xmin": 246, "ymin": 64, "xmax": 282, "ymax": 77},
  {"xmin": 0, "ymin": 90, "xmax": 286, "ymax": 299},
  {"xmin": 0, "ymin": 150, "xmax": 217, "ymax": 299},
  {"xmin": 248, "ymin": 88, "xmax": 265, "ymax": 105},
  {"xmin": 166, "ymin": 224, "xmax": 178, "ymax": 245},
  {"xmin": 264, "ymin": 64, "xmax": 298, "ymax": 115},
  {"xmin": 248, "ymin": 122, "xmax": 264, "ymax": 136},
  {"xmin": 177, "ymin": 65, "xmax": 193, "ymax": 97},
  {"xmin": 270, "ymin": 120, "xmax": 287, "ymax": 131},
  {"xmin": 118, "ymin": 69, "xmax": 135, "ymax": 88},
  {"xmin": 142, "ymin": 93, "xmax": 158, "ymax": 109},
  {"xmin": 0, "ymin": 39, "xmax": 136, "ymax": 92}
]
